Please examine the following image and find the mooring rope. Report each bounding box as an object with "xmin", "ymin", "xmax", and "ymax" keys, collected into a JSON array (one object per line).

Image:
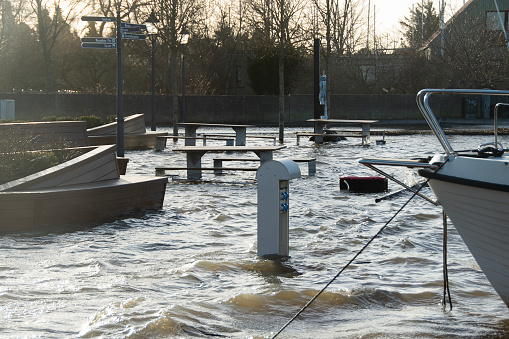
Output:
[
  {"xmin": 442, "ymin": 210, "xmax": 453, "ymax": 310},
  {"xmin": 271, "ymin": 159, "xmax": 449, "ymax": 338}
]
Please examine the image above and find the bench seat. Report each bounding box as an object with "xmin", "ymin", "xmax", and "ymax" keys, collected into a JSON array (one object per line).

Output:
[
  {"xmin": 212, "ymin": 157, "xmax": 316, "ymax": 175},
  {"xmin": 296, "ymin": 132, "xmax": 367, "ymax": 145},
  {"xmin": 155, "ymin": 166, "xmax": 258, "ymax": 176},
  {"xmin": 155, "ymin": 135, "xmax": 234, "ymax": 151},
  {"xmin": 201, "ymin": 133, "xmax": 277, "ymax": 145}
]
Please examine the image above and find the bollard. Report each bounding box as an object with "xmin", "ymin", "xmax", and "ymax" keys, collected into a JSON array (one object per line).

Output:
[{"xmin": 256, "ymin": 158, "xmax": 301, "ymax": 258}]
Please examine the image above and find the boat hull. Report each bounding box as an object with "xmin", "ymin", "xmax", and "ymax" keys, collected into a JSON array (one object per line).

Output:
[{"xmin": 421, "ymin": 167, "xmax": 509, "ymax": 307}]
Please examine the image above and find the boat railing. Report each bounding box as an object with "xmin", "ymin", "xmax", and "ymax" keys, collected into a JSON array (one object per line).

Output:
[
  {"xmin": 417, "ymin": 89, "xmax": 509, "ymax": 155},
  {"xmin": 494, "ymin": 103, "xmax": 509, "ymax": 148}
]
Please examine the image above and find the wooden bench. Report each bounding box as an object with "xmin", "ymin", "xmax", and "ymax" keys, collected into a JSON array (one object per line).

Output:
[
  {"xmin": 296, "ymin": 133, "xmax": 345, "ymax": 144},
  {"xmin": 87, "ymin": 113, "xmax": 146, "ymax": 136},
  {"xmin": 178, "ymin": 122, "xmax": 253, "ymax": 146},
  {"xmin": 155, "ymin": 166, "xmax": 258, "ymax": 177},
  {"xmin": 296, "ymin": 132, "xmax": 367, "ymax": 145},
  {"xmin": 323, "ymin": 129, "xmax": 369, "ymax": 144},
  {"xmin": 168, "ymin": 145, "xmax": 286, "ymax": 180},
  {"xmin": 155, "ymin": 135, "xmax": 234, "ymax": 151},
  {"xmin": 201, "ymin": 133, "xmax": 277, "ymax": 145},
  {"xmin": 212, "ymin": 157, "xmax": 316, "ymax": 175},
  {"xmin": 305, "ymin": 118, "xmax": 377, "ymax": 146}
]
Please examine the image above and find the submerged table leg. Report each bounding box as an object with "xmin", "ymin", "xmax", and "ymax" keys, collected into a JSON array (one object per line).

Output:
[
  {"xmin": 185, "ymin": 126, "xmax": 199, "ymax": 146},
  {"xmin": 361, "ymin": 123, "xmax": 371, "ymax": 146},
  {"xmin": 232, "ymin": 127, "xmax": 247, "ymax": 146},
  {"xmin": 186, "ymin": 151, "xmax": 205, "ymax": 180},
  {"xmin": 253, "ymin": 150, "xmax": 274, "ymax": 164}
]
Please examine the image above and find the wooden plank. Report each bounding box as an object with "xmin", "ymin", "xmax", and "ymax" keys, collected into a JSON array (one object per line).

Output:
[
  {"xmin": 213, "ymin": 157, "xmax": 315, "ymax": 162},
  {"xmin": 158, "ymin": 136, "xmax": 233, "ymax": 140},
  {"xmin": 178, "ymin": 122, "xmax": 254, "ymax": 128},
  {"xmin": 156, "ymin": 167, "xmax": 258, "ymax": 176},
  {"xmin": 87, "ymin": 114, "xmax": 146, "ymax": 136},
  {"xmin": 0, "ymin": 145, "xmax": 119, "ymax": 192},
  {"xmin": 306, "ymin": 119, "xmax": 378, "ymax": 124},
  {"xmin": 31, "ymin": 147, "xmax": 118, "ymax": 188},
  {"xmin": 212, "ymin": 157, "xmax": 316, "ymax": 175},
  {"xmin": 156, "ymin": 167, "xmax": 258, "ymax": 171},
  {"xmin": 201, "ymin": 133, "xmax": 276, "ymax": 139},
  {"xmin": 0, "ymin": 176, "xmax": 167, "ymax": 228},
  {"xmin": 172, "ymin": 146, "xmax": 286, "ymax": 152},
  {"xmin": 89, "ymin": 132, "xmax": 167, "ymax": 149}
]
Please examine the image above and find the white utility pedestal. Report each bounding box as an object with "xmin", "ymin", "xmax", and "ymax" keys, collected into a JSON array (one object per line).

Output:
[{"xmin": 256, "ymin": 158, "xmax": 301, "ymax": 258}]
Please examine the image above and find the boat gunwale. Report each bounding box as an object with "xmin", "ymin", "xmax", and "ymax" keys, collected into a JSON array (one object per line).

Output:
[{"xmin": 418, "ymin": 167, "xmax": 509, "ymax": 192}]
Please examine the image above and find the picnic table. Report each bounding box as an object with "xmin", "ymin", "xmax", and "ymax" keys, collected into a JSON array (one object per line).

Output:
[
  {"xmin": 161, "ymin": 145, "xmax": 286, "ymax": 180},
  {"xmin": 178, "ymin": 123, "xmax": 254, "ymax": 146},
  {"xmin": 301, "ymin": 119, "xmax": 379, "ymax": 146}
]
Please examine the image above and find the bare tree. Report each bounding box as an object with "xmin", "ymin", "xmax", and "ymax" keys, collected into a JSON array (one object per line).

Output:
[
  {"xmin": 153, "ymin": 0, "xmax": 205, "ymax": 134},
  {"xmin": 29, "ymin": 0, "xmax": 84, "ymax": 91},
  {"xmin": 312, "ymin": 0, "xmax": 366, "ymax": 113}
]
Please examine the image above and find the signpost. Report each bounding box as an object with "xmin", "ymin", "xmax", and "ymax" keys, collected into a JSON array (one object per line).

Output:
[
  {"xmin": 120, "ymin": 22, "xmax": 147, "ymax": 31},
  {"xmin": 80, "ymin": 37, "xmax": 116, "ymax": 43},
  {"xmin": 81, "ymin": 16, "xmax": 116, "ymax": 22},
  {"xmin": 121, "ymin": 34, "xmax": 146, "ymax": 40},
  {"xmin": 80, "ymin": 14, "xmax": 147, "ymax": 158},
  {"xmin": 81, "ymin": 42, "xmax": 117, "ymax": 49}
]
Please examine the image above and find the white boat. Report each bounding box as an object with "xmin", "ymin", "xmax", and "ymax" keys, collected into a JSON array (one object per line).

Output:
[{"xmin": 361, "ymin": 89, "xmax": 509, "ymax": 308}]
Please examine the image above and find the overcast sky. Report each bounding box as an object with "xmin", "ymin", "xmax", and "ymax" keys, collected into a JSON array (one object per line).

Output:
[{"xmin": 374, "ymin": 0, "xmax": 466, "ymax": 34}]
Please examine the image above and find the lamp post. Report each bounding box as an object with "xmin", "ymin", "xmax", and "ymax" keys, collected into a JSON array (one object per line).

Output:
[
  {"xmin": 145, "ymin": 10, "xmax": 160, "ymax": 131},
  {"xmin": 180, "ymin": 28, "xmax": 189, "ymax": 123}
]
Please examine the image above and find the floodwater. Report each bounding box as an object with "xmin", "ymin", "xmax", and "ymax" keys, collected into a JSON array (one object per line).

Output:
[{"xmin": 1, "ymin": 127, "xmax": 509, "ymax": 338}]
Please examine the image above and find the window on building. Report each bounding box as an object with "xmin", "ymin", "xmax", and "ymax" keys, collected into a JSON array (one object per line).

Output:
[{"xmin": 486, "ymin": 11, "xmax": 509, "ymax": 31}]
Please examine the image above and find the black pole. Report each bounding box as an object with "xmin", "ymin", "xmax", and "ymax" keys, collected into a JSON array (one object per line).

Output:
[
  {"xmin": 151, "ymin": 36, "xmax": 156, "ymax": 131},
  {"xmin": 116, "ymin": 9, "xmax": 124, "ymax": 158},
  {"xmin": 181, "ymin": 52, "xmax": 186, "ymax": 123},
  {"xmin": 313, "ymin": 38, "xmax": 320, "ymax": 121}
]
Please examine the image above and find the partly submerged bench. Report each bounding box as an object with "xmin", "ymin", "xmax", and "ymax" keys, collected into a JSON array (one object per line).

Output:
[
  {"xmin": 296, "ymin": 132, "xmax": 367, "ymax": 146},
  {"xmin": 155, "ymin": 135, "xmax": 234, "ymax": 151},
  {"xmin": 201, "ymin": 133, "xmax": 277, "ymax": 145},
  {"xmin": 155, "ymin": 166, "xmax": 258, "ymax": 177},
  {"xmin": 212, "ymin": 157, "xmax": 316, "ymax": 175}
]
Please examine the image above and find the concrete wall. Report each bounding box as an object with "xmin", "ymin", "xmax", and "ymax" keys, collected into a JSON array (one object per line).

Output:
[{"xmin": 0, "ymin": 92, "xmax": 493, "ymax": 125}]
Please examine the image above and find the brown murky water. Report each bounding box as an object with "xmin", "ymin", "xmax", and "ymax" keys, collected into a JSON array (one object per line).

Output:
[{"xmin": 1, "ymin": 127, "xmax": 509, "ymax": 338}]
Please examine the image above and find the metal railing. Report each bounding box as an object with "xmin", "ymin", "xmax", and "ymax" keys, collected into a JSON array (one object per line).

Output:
[{"xmin": 416, "ymin": 89, "xmax": 509, "ymax": 155}]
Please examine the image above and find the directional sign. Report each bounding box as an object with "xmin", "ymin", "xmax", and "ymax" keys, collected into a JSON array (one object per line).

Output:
[
  {"xmin": 81, "ymin": 42, "xmax": 117, "ymax": 49},
  {"xmin": 120, "ymin": 22, "xmax": 147, "ymax": 31},
  {"xmin": 82, "ymin": 16, "xmax": 116, "ymax": 22},
  {"xmin": 120, "ymin": 26, "xmax": 142, "ymax": 33},
  {"xmin": 121, "ymin": 33, "xmax": 146, "ymax": 40},
  {"xmin": 80, "ymin": 37, "xmax": 117, "ymax": 43}
]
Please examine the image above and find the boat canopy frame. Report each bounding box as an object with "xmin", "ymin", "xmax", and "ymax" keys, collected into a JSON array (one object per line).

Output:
[{"xmin": 417, "ymin": 88, "xmax": 509, "ymax": 156}]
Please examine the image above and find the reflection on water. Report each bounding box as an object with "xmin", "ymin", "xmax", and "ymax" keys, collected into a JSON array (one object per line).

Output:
[{"xmin": 1, "ymin": 127, "xmax": 508, "ymax": 338}]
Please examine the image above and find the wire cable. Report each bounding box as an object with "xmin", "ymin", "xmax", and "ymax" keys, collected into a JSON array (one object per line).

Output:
[{"xmin": 271, "ymin": 159, "xmax": 449, "ymax": 338}]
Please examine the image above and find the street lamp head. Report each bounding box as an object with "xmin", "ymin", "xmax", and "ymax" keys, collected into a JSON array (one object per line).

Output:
[{"xmin": 145, "ymin": 10, "xmax": 160, "ymax": 35}]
